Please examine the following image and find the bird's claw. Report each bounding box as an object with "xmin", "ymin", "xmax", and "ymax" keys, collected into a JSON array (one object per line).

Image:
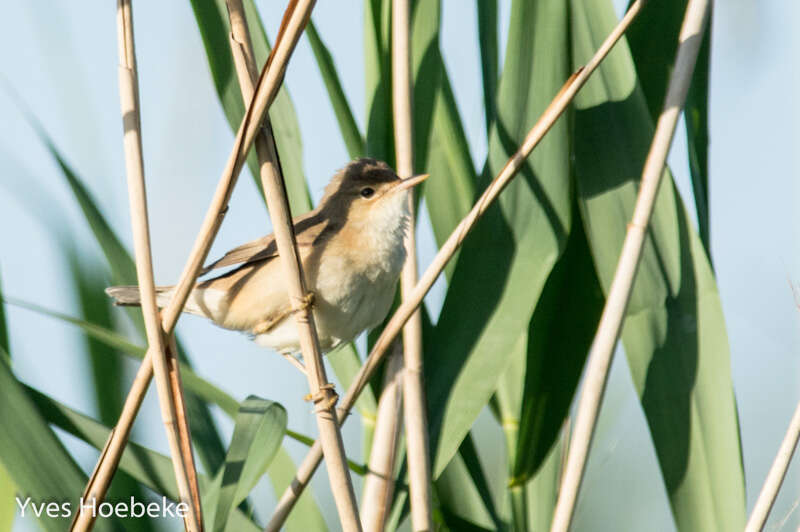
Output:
[
  {"xmin": 304, "ymin": 383, "xmax": 338, "ymax": 411},
  {"xmin": 293, "ymin": 291, "xmax": 315, "ymax": 314}
]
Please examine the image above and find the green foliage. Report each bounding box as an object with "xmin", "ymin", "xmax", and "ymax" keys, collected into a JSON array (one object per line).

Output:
[
  {"xmin": 206, "ymin": 396, "xmax": 286, "ymax": 531},
  {"xmin": 425, "ymin": 0, "xmax": 571, "ymax": 481},
  {"xmin": 188, "ymin": 0, "xmax": 311, "ymax": 213},
  {"xmin": 0, "ymin": 351, "xmax": 115, "ymax": 532},
  {"xmin": 0, "ymin": 0, "xmax": 741, "ymax": 531},
  {"xmin": 571, "ymin": 1, "xmax": 745, "ymax": 528},
  {"xmin": 626, "ymin": 0, "xmax": 712, "ymax": 259}
]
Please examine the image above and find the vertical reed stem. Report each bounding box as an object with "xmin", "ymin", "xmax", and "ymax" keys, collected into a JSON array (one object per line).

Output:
[
  {"xmin": 361, "ymin": 343, "xmax": 405, "ymax": 531},
  {"xmin": 224, "ymin": 2, "xmax": 362, "ymax": 530},
  {"xmin": 74, "ymin": 2, "xmax": 203, "ymax": 531},
  {"xmin": 392, "ymin": 0, "xmax": 433, "ymax": 529}
]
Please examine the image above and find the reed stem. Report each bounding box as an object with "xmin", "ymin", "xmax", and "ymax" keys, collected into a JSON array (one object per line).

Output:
[
  {"xmin": 391, "ymin": 0, "xmax": 433, "ymax": 529},
  {"xmin": 73, "ymin": 2, "xmax": 203, "ymax": 529},
  {"xmin": 225, "ymin": 2, "xmax": 361, "ymax": 530}
]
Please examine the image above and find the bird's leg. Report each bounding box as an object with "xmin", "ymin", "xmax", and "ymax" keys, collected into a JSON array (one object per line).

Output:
[
  {"xmin": 304, "ymin": 383, "xmax": 338, "ymax": 411},
  {"xmin": 280, "ymin": 353, "xmax": 307, "ymax": 375}
]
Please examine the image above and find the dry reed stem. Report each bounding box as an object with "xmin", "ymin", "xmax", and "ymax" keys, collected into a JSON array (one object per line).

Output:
[
  {"xmin": 73, "ymin": 2, "xmax": 202, "ymax": 530},
  {"xmin": 166, "ymin": 334, "xmax": 203, "ymax": 524},
  {"xmin": 746, "ymin": 401, "xmax": 800, "ymax": 531},
  {"xmin": 263, "ymin": 3, "xmax": 644, "ymax": 527},
  {"xmin": 76, "ymin": 0, "xmax": 318, "ymax": 523},
  {"xmin": 224, "ymin": 1, "xmax": 362, "ymax": 530},
  {"xmin": 361, "ymin": 343, "xmax": 405, "ymax": 531},
  {"xmin": 391, "ymin": 0, "xmax": 433, "ymax": 529},
  {"xmin": 549, "ymin": 1, "xmax": 710, "ymax": 531}
]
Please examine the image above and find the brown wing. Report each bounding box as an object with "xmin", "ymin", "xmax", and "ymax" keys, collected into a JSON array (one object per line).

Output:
[{"xmin": 200, "ymin": 209, "xmax": 328, "ymax": 275}]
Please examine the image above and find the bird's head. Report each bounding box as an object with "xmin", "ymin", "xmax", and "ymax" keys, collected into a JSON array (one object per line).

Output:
[{"xmin": 319, "ymin": 158, "xmax": 428, "ymax": 228}]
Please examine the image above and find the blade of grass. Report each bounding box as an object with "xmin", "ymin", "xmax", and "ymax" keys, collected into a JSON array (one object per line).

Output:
[
  {"xmin": 625, "ymin": 0, "xmax": 712, "ymax": 259},
  {"xmin": 435, "ymin": 433, "xmax": 503, "ymax": 531},
  {"xmin": 24, "ymin": 385, "xmax": 262, "ymax": 532},
  {"xmin": 0, "ymin": 276, "xmax": 13, "ymax": 532},
  {"xmin": 306, "ymin": 20, "xmax": 365, "ymax": 159},
  {"xmin": 364, "ymin": 0, "xmax": 394, "ymax": 164},
  {"xmin": 66, "ymin": 254, "xmax": 125, "ymax": 428},
  {"xmin": 208, "ymin": 396, "xmax": 286, "ymax": 532},
  {"xmin": 493, "ymin": 336, "xmax": 529, "ymax": 530},
  {"xmin": 0, "ymin": 352, "xmax": 115, "ymax": 532},
  {"xmin": 424, "ymin": 0, "xmax": 571, "ymax": 482},
  {"xmin": 0, "ymin": 462, "xmax": 13, "ymax": 532},
  {"xmin": 510, "ymin": 211, "xmax": 603, "ymax": 486},
  {"xmin": 476, "ymin": 0, "xmax": 498, "ymax": 133},
  {"xmin": 410, "ymin": 0, "xmax": 477, "ymax": 280}
]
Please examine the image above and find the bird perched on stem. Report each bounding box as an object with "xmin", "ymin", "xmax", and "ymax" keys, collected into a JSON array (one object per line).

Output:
[{"xmin": 107, "ymin": 158, "xmax": 427, "ymax": 364}]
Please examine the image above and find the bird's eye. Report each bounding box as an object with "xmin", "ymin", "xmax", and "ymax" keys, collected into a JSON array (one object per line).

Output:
[{"xmin": 360, "ymin": 187, "xmax": 375, "ymax": 198}]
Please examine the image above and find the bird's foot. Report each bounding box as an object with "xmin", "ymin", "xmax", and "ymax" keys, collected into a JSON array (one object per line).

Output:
[
  {"xmin": 291, "ymin": 291, "xmax": 315, "ymax": 314},
  {"xmin": 304, "ymin": 383, "xmax": 338, "ymax": 411}
]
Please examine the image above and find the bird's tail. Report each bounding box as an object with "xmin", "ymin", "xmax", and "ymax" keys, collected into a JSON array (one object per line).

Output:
[
  {"xmin": 106, "ymin": 284, "xmax": 226, "ymax": 321},
  {"xmin": 105, "ymin": 285, "xmax": 175, "ymax": 308}
]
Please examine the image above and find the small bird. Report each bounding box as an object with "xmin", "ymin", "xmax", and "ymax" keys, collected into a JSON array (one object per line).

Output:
[{"xmin": 107, "ymin": 158, "xmax": 427, "ymax": 362}]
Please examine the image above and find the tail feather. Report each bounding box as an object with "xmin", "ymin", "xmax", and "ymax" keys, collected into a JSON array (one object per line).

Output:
[
  {"xmin": 105, "ymin": 285, "xmax": 175, "ymax": 308},
  {"xmin": 105, "ymin": 285, "xmax": 221, "ymax": 320}
]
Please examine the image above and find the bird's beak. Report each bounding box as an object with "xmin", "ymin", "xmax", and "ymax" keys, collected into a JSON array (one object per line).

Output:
[{"xmin": 393, "ymin": 173, "xmax": 429, "ymax": 193}]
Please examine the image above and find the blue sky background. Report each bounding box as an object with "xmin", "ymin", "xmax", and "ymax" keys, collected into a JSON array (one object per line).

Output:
[{"xmin": 1, "ymin": 1, "xmax": 798, "ymax": 530}]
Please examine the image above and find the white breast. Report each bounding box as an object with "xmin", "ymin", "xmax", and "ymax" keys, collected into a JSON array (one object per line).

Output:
[{"xmin": 255, "ymin": 190, "xmax": 410, "ymax": 354}]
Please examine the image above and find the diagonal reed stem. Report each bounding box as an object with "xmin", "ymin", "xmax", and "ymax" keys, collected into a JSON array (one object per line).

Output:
[
  {"xmin": 391, "ymin": 0, "xmax": 433, "ymax": 529},
  {"xmin": 224, "ymin": 2, "xmax": 362, "ymax": 530},
  {"xmin": 549, "ymin": 1, "xmax": 710, "ymax": 530},
  {"xmin": 264, "ymin": 3, "xmax": 645, "ymax": 529},
  {"xmin": 745, "ymin": 400, "xmax": 800, "ymax": 531},
  {"xmin": 74, "ymin": 1, "xmax": 318, "ymax": 526},
  {"xmin": 73, "ymin": 2, "xmax": 202, "ymax": 530}
]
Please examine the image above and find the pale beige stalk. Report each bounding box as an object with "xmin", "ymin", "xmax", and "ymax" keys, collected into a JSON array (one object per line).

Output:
[
  {"xmin": 361, "ymin": 344, "xmax": 405, "ymax": 531},
  {"xmin": 746, "ymin": 401, "xmax": 800, "ymax": 531},
  {"xmin": 392, "ymin": 0, "xmax": 433, "ymax": 530},
  {"xmin": 76, "ymin": 0, "xmax": 318, "ymax": 524},
  {"xmin": 550, "ymin": 1, "xmax": 710, "ymax": 531},
  {"xmin": 264, "ymin": 4, "xmax": 643, "ymax": 527},
  {"xmin": 73, "ymin": 2, "xmax": 201, "ymax": 530},
  {"xmin": 224, "ymin": 2, "xmax": 362, "ymax": 531},
  {"xmin": 166, "ymin": 334, "xmax": 204, "ymax": 522}
]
